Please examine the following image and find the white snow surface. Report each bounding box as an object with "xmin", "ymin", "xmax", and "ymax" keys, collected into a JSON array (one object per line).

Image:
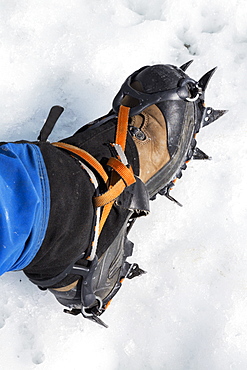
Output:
[{"xmin": 0, "ymin": 0, "xmax": 247, "ymax": 369}]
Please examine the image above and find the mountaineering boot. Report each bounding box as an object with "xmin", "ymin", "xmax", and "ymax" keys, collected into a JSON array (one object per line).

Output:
[
  {"xmin": 113, "ymin": 62, "xmax": 227, "ymax": 201},
  {"xmin": 22, "ymin": 62, "xmax": 226, "ymax": 326}
]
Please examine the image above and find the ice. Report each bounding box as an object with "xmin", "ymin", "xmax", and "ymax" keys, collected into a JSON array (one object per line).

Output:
[{"xmin": 1, "ymin": 0, "xmax": 247, "ymax": 369}]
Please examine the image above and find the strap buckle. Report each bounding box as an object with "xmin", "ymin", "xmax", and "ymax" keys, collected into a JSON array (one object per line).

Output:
[{"xmin": 71, "ymin": 256, "xmax": 98, "ymax": 308}]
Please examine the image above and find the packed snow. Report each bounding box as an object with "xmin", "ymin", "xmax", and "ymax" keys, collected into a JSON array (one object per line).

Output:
[{"xmin": 0, "ymin": 0, "xmax": 247, "ymax": 369}]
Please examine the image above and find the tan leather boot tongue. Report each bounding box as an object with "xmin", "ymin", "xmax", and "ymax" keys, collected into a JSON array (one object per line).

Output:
[{"xmin": 130, "ymin": 105, "xmax": 170, "ymax": 183}]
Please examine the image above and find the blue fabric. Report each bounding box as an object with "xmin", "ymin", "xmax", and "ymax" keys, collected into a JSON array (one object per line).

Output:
[{"xmin": 0, "ymin": 143, "xmax": 50, "ymax": 274}]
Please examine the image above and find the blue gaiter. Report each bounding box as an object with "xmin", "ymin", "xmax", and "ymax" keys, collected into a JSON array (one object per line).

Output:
[{"xmin": 0, "ymin": 143, "xmax": 50, "ymax": 274}]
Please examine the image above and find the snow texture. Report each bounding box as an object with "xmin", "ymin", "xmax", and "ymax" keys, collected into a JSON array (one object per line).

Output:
[{"xmin": 0, "ymin": 0, "xmax": 246, "ymax": 369}]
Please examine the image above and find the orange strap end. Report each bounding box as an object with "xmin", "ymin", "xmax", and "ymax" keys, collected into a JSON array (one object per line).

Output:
[{"xmin": 115, "ymin": 105, "xmax": 130, "ymax": 151}]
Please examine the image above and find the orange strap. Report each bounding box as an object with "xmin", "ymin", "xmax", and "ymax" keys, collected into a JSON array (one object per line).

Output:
[
  {"xmin": 97, "ymin": 202, "xmax": 114, "ymax": 235},
  {"xmin": 96, "ymin": 105, "xmax": 132, "ymax": 232},
  {"xmin": 52, "ymin": 142, "xmax": 108, "ymax": 184},
  {"xmin": 52, "ymin": 105, "xmax": 133, "ymax": 236},
  {"xmin": 107, "ymin": 157, "xmax": 135, "ymax": 186},
  {"xmin": 115, "ymin": 105, "xmax": 130, "ymax": 151},
  {"xmin": 94, "ymin": 179, "xmax": 125, "ymax": 207},
  {"xmin": 94, "ymin": 158, "xmax": 135, "ymax": 207}
]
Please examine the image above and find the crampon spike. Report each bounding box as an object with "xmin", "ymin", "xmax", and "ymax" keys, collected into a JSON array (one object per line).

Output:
[
  {"xmin": 193, "ymin": 147, "xmax": 211, "ymax": 160},
  {"xmin": 198, "ymin": 67, "xmax": 217, "ymax": 92},
  {"xmin": 164, "ymin": 188, "xmax": 183, "ymax": 207},
  {"xmin": 165, "ymin": 193, "xmax": 183, "ymax": 207},
  {"xmin": 180, "ymin": 60, "xmax": 193, "ymax": 72},
  {"xmin": 202, "ymin": 107, "xmax": 228, "ymax": 127},
  {"xmin": 82, "ymin": 312, "xmax": 108, "ymax": 328}
]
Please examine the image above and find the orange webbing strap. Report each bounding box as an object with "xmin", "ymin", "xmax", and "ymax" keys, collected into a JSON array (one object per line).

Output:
[
  {"xmin": 94, "ymin": 181, "xmax": 125, "ymax": 207},
  {"xmin": 115, "ymin": 105, "xmax": 130, "ymax": 151},
  {"xmin": 107, "ymin": 157, "xmax": 135, "ymax": 186},
  {"xmin": 97, "ymin": 105, "xmax": 132, "ymax": 234},
  {"xmin": 98, "ymin": 202, "xmax": 113, "ymax": 235},
  {"xmin": 95, "ymin": 163, "xmax": 135, "ymax": 233},
  {"xmin": 52, "ymin": 106, "xmax": 133, "ymax": 237},
  {"xmin": 94, "ymin": 159, "xmax": 135, "ymax": 208},
  {"xmin": 52, "ymin": 142, "xmax": 108, "ymax": 183}
]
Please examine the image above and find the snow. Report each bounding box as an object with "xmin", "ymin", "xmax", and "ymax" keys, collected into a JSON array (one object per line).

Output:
[{"xmin": 0, "ymin": 0, "xmax": 247, "ymax": 368}]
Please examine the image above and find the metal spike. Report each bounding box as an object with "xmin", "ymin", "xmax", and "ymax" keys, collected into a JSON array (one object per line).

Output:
[
  {"xmin": 158, "ymin": 183, "xmax": 183, "ymax": 206},
  {"xmin": 193, "ymin": 147, "xmax": 211, "ymax": 160},
  {"xmin": 165, "ymin": 192, "xmax": 183, "ymax": 207},
  {"xmin": 83, "ymin": 312, "xmax": 109, "ymax": 328},
  {"xmin": 198, "ymin": 67, "xmax": 217, "ymax": 91},
  {"xmin": 202, "ymin": 107, "xmax": 228, "ymax": 127},
  {"xmin": 127, "ymin": 263, "xmax": 147, "ymax": 279},
  {"xmin": 180, "ymin": 60, "xmax": 193, "ymax": 72}
]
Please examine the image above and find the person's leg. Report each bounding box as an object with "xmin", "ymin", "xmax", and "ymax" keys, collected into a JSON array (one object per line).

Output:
[
  {"xmin": 0, "ymin": 62, "xmax": 226, "ymax": 326},
  {"xmin": 39, "ymin": 63, "xmax": 226, "ymax": 325}
]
